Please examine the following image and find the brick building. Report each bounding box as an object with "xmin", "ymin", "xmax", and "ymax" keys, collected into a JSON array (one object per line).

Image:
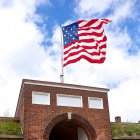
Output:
[{"xmin": 15, "ymin": 79, "xmax": 112, "ymax": 140}]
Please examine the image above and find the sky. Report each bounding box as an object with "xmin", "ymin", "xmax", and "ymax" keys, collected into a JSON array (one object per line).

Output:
[{"xmin": 0, "ymin": 0, "xmax": 140, "ymax": 122}]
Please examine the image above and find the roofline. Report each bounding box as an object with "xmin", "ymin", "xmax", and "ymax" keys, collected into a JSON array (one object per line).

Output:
[{"xmin": 23, "ymin": 79, "xmax": 109, "ymax": 93}]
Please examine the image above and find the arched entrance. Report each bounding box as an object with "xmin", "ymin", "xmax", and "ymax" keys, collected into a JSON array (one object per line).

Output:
[
  {"xmin": 43, "ymin": 113, "xmax": 96, "ymax": 140},
  {"xmin": 49, "ymin": 120, "xmax": 88, "ymax": 140}
]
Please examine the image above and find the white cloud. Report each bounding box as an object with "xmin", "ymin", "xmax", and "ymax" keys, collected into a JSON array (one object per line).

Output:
[
  {"xmin": 75, "ymin": 0, "xmax": 137, "ymax": 24},
  {"xmin": 0, "ymin": 0, "xmax": 140, "ymax": 124},
  {"xmin": 110, "ymin": 0, "xmax": 136, "ymax": 24},
  {"xmin": 73, "ymin": 0, "xmax": 140, "ymax": 122},
  {"xmin": 109, "ymin": 77, "xmax": 140, "ymax": 122},
  {"xmin": 0, "ymin": 0, "xmax": 51, "ymax": 116},
  {"xmin": 75, "ymin": 0, "xmax": 113, "ymax": 17},
  {"xmin": 40, "ymin": 25, "xmax": 63, "ymax": 82}
]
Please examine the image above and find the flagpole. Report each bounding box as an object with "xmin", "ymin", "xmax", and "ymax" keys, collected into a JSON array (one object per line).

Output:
[{"xmin": 60, "ymin": 25, "xmax": 64, "ymax": 83}]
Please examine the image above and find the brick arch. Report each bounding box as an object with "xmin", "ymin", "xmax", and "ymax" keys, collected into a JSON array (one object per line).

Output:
[{"xmin": 43, "ymin": 113, "xmax": 96, "ymax": 140}]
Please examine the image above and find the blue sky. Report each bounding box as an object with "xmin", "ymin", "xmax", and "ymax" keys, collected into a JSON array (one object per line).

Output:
[{"xmin": 0, "ymin": 0, "xmax": 140, "ymax": 122}]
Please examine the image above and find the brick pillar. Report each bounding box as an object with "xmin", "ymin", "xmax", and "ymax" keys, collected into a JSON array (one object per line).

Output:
[{"xmin": 115, "ymin": 116, "xmax": 121, "ymax": 123}]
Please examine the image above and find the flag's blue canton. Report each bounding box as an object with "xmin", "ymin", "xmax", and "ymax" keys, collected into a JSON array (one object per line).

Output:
[{"xmin": 62, "ymin": 23, "xmax": 79, "ymax": 46}]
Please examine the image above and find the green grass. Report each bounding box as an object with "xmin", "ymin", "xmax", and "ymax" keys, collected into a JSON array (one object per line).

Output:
[
  {"xmin": 111, "ymin": 123, "xmax": 140, "ymax": 138},
  {"xmin": 0, "ymin": 119, "xmax": 22, "ymax": 135}
]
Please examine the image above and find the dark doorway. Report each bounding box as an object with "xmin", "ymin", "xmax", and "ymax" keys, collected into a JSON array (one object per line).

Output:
[{"xmin": 49, "ymin": 120, "xmax": 79, "ymax": 140}]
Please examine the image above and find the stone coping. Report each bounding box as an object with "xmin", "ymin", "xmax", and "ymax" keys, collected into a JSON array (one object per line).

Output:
[
  {"xmin": 0, "ymin": 135, "xmax": 23, "ymax": 138},
  {"xmin": 113, "ymin": 136, "xmax": 140, "ymax": 139}
]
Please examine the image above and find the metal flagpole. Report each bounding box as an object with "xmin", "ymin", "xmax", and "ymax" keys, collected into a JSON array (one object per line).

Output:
[{"xmin": 60, "ymin": 25, "xmax": 64, "ymax": 83}]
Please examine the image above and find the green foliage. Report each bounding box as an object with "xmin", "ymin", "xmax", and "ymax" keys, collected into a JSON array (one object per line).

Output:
[
  {"xmin": 123, "ymin": 124, "xmax": 135, "ymax": 136},
  {"xmin": 0, "ymin": 119, "xmax": 22, "ymax": 135},
  {"xmin": 135, "ymin": 125, "xmax": 140, "ymax": 135},
  {"xmin": 111, "ymin": 123, "xmax": 140, "ymax": 138},
  {"xmin": 111, "ymin": 124, "xmax": 124, "ymax": 137}
]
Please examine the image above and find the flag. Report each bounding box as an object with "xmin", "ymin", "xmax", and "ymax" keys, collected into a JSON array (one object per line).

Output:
[{"xmin": 62, "ymin": 19, "xmax": 110, "ymax": 67}]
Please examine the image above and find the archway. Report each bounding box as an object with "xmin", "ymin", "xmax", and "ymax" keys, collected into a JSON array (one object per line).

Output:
[
  {"xmin": 49, "ymin": 120, "xmax": 87, "ymax": 140},
  {"xmin": 43, "ymin": 113, "xmax": 96, "ymax": 140}
]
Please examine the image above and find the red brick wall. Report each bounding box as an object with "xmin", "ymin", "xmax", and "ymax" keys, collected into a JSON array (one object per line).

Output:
[{"xmin": 16, "ymin": 82, "xmax": 111, "ymax": 140}]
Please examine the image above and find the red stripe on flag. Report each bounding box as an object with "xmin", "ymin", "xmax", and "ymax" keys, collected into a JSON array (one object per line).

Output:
[
  {"xmin": 64, "ymin": 48, "xmax": 106, "ymax": 61},
  {"xmin": 78, "ymin": 30, "xmax": 104, "ymax": 38},
  {"xmin": 64, "ymin": 55, "xmax": 106, "ymax": 67}
]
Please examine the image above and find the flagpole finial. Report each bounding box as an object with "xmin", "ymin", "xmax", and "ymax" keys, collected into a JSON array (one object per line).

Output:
[{"xmin": 60, "ymin": 74, "xmax": 64, "ymax": 83}]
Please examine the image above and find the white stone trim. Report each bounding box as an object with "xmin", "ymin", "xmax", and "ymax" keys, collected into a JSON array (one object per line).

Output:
[
  {"xmin": 57, "ymin": 94, "xmax": 83, "ymax": 108},
  {"xmin": 24, "ymin": 81, "xmax": 109, "ymax": 93},
  {"xmin": 67, "ymin": 112, "xmax": 72, "ymax": 119},
  {"xmin": 88, "ymin": 97, "xmax": 103, "ymax": 109},
  {"xmin": 32, "ymin": 91, "xmax": 50, "ymax": 105}
]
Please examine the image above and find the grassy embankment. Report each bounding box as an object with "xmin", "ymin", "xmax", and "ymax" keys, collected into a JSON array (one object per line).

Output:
[
  {"xmin": 0, "ymin": 119, "xmax": 22, "ymax": 135},
  {"xmin": 111, "ymin": 123, "xmax": 140, "ymax": 138}
]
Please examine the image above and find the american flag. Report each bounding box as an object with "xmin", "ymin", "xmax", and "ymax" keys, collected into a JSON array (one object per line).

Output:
[{"xmin": 62, "ymin": 19, "xmax": 110, "ymax": 67}]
